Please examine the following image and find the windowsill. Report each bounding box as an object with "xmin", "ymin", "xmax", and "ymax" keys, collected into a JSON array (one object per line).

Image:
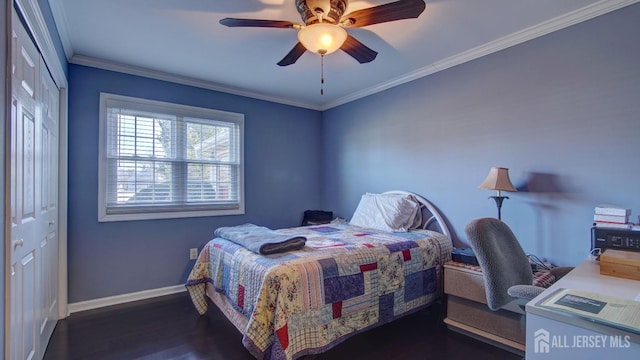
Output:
[{"xmin": 98, "ymin": 207, "xmax": 245, "ymax": 222}]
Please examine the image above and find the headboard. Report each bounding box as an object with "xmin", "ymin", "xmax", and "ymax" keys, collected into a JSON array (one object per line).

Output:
[{"xmin": 383, "ymin": 190, "xmax": 452, "ymax": 239}]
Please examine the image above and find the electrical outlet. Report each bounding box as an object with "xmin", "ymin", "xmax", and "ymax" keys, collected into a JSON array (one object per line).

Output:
[{"xmin": 189, "ymin": 248, "xmax": 198, "ymax": 260}]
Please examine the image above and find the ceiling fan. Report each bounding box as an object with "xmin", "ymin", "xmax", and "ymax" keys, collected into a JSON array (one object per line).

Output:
[{"xmin": 220, "ymin": 0, "xmax": 427, "ymax": 66}]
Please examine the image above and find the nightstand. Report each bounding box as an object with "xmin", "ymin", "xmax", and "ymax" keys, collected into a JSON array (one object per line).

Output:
[{"xmin": 443, "ymin": 261, "xmax": 526, "ymax": 354}]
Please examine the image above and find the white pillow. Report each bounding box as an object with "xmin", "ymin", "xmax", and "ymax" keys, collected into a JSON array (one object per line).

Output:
[{"xmin": 349, "ymin": 193, "xmax": 421, "ymax": 232}]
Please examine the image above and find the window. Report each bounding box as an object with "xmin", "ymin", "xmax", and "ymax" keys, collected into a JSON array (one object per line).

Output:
[{"xmin": 98, "ymin": 93, "xmax": 244, "ymax": 221}]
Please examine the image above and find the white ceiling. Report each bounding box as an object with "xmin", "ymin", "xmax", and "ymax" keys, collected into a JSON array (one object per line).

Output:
[{"xmin": 49, "ymin": 0, "xmax": 635, "ymax": 110}]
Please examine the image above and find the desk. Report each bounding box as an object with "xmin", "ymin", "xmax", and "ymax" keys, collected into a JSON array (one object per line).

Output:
[{"xmin": 526, "ymin": 259, "xmax": 640, "ymax": 359}]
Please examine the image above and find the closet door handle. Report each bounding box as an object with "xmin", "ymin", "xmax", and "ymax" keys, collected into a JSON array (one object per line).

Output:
[
  {"xmin": 49, "ymin": 220, "xmax": 55, "ymax": 226},
  {"xmin": 13, "ymin": 239, "xmax": 24, "ymax": 249}
]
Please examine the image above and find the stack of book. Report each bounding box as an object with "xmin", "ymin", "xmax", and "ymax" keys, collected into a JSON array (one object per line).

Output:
[{"xmin": 593, "ymin": 205, "xmax": 638, "ymax": 230}]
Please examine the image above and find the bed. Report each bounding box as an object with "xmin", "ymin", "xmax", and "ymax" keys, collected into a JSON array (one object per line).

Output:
[{"xmin": 186, "ymin": 191, "xmax": 453, "ymax": 359}]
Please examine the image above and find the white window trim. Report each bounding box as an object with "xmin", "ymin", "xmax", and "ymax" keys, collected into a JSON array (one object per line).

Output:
[{"xmin": 98, "ymin": 93, "xmax": 245, "ymax": 222}]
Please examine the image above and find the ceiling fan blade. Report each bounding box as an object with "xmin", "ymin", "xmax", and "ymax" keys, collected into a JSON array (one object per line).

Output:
[
  {"xmin": 219, "ymin": 18, "xmax": 298, "ymax": 29},
  {"xmin": 341, "ymin": 35, "xmax": 378, "ymax": 64},
  {"xmin": 277, "ymin": 42, "xmax": 307, "ymax": 66},
  {"xmin": 341, "ymin": 0, "xmax": 426, "ymax": 28}
]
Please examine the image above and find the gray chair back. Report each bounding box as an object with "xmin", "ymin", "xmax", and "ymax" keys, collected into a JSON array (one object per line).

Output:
[{"xmin": 465, "ymin": 218, "xmax": 533, "ymax": 310}]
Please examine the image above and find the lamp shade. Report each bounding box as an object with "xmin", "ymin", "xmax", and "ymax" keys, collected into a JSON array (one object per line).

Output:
[
  {"xmin": 297, "ymin": 23, "xmax": 347, "ymax": 55},
  {"xmin": 478, "ymin": 167, "xmax": 517, "ymax": 192}
]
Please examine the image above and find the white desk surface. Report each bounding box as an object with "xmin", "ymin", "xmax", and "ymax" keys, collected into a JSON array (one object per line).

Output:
[
  {"xmin": 526, "ymin": 259, "xmax": 640, "ymax": 339},
  {"xmin": 525, "ymin": 259, "xmax": 640, "ymax": 359},
  {"xmin": 530, "ymin": 259, "xmax": 640, "ymax": 304}
]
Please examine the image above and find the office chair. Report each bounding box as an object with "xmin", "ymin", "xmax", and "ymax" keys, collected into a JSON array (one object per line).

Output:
[{"xmin": 465, "ymin": 218, "xmax": 572, "ymax": 311}]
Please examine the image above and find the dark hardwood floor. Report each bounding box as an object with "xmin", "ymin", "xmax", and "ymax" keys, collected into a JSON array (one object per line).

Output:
[{"xmin": 44, "ymin": 292, "xmax": 521, "ymax": 360}]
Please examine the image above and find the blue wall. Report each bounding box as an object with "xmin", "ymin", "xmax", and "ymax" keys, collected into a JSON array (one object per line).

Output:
[
  {"xmin": 67, "ymin": 65, "xmax": 323, "ymax": 302},
  {"xmin": 322, "ymin": 5, "xmax": 640, "ymax": 267},
  {"xmin": 61, "ymin": 4, "xmax": 640, "ymax": 303}
]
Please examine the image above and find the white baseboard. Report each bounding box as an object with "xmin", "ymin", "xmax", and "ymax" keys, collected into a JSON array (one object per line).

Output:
[{"xmin": 68, "ymin": 285, "xmax": 187, "ymax": 314}]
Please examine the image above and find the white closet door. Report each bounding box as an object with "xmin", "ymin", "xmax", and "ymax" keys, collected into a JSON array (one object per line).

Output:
[
  {"xmin": 9, "ymin": 9, "xmax": 60, "ymax": 360},
  {"xmin": 38, "ymin": 54, "xmax": 60, "ymax": 353}
]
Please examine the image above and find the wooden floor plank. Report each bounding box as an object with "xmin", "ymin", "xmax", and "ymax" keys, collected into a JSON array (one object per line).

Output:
[{"xmin": 44, "ymin": 292, "xmax": 520, "ymax": 359}]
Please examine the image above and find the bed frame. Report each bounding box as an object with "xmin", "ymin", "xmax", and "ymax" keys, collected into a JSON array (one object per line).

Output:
[{"xmin": 383, "ymin": 190, "xmax": 452, "ymax": 239}]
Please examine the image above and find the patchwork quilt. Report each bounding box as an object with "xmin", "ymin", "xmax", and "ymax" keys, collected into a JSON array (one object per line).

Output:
[{"xmin": 186, "ymin": 220, "xmax": 452, "ymax": 360}]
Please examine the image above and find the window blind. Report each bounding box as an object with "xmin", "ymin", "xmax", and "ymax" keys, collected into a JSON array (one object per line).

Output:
[{"xmin": 100, "ymin": 94, "xmax": 243, "ymax": 219}]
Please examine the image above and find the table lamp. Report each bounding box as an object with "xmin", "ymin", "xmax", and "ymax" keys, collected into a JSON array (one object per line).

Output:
[{"xmin": 478, "ymin": 167, "xmax": 517, "ymax": 220}]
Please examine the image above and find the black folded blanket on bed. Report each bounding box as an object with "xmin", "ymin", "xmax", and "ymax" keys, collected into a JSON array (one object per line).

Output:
[{"xmin": 214, "ymin": 224, "xmax": 306, "ymax": 255}]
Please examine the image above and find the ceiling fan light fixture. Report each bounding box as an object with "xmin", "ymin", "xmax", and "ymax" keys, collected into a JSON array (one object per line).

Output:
[{"xmin": 297, "ymin": 23, "xmax": 347, "ymax": 55}]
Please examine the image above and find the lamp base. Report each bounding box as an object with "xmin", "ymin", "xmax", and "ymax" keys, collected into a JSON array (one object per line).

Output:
[{"xmin": 488, "ymin": 196, "xmax": 509, "ymax": 220}]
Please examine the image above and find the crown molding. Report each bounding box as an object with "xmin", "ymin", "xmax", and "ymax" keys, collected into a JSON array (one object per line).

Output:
[
  {"xmin": 70, "ymin": 54, "xmax": 323, "ymax": 111},
  {"xmin": 48, "ymin": 0, "xmax": 74, "ymax": 60},
  {"xmin": 56, "ymin": 0, "xmax": 638, "ymax": 111},
  {"xmin": 320, "ymin": 0, "xmax": 638, "ymax": 110}
]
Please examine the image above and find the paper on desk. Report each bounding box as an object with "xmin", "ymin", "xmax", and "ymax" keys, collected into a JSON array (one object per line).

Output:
[{"xmin": 539, "ymin": 288, "xmax": 640, "ymax": 334}]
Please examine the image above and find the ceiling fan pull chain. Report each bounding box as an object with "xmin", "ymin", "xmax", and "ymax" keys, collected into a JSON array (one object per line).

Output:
[{"xmin": 320, "ymin": 54, "xmax": 324, "ymax": 95}]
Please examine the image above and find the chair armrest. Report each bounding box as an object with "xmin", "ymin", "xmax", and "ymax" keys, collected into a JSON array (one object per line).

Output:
[
  {"xmin": 508, "ymin": 284, "xmax": 546, "ymax": 310},
  {"xmin": 549, "ymin": 266, "xmax": 574, "ymax": 279},
  {"xmin": 508, "ymin": 285, "xmax": 546, "ymax": 302}
]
